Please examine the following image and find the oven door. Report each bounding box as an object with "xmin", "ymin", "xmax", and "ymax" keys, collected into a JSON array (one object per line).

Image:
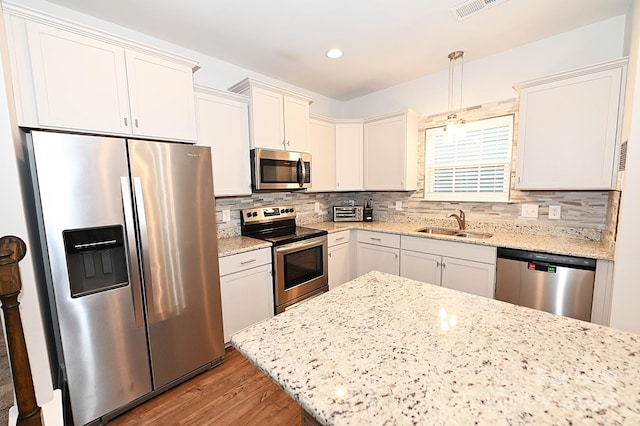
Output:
[
  {"xmin": 274, "ymin": 235, "xmax": 328, "ymax": 311},
  {"xmin": 251, "ymin": 148, "xmax": 311, "ymax": 190}
]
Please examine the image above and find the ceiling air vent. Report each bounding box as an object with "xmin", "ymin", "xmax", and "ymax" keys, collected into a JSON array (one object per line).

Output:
[{"xmin": 451, "ymin": 0, "xmax": 511, "ymax": 21}]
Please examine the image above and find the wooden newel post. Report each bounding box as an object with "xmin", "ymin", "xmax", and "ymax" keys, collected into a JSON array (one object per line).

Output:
[{"xmin": 0, "ymin": 236, "xmax": 43, "ymax": 426}]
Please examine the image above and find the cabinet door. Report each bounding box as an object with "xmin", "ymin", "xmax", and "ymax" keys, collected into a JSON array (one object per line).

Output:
[
  {"xmin": 357, "ymin": 243, "xmax": 399, "ymax": 277},
  {"xmin": 125, "ymin": 50, "xmax": 197, "ymax": 142},
  {"xmin": 400, "ymin": 250, "xmax": 441, "ymax": 285},
  {"xmin": 26, "ymin": 21, "xmax": 131, "ymax": 134},
  {"xmin": 249, "ymin": 87, "xmax": 285, "ymax": 150},
  {"xmin": 195, "ymin": 91, "xmax": 251, "ymax": 196},
  {"xmin": 441, "ymin": 256, "xmax": 495, "ymax": 298},
  {"xmin": 220, "ymin": 264, "xmax": 273, "ymax": 344},
  {"xmin": 308, "ymin": 117, "xmax": 336, "ymax": 192},
  {"xmin": 364, "ymin": 115, "xmax": 405, "ymax": 190},
  {"xmin": 335, "ymin": 122, "xmax": 364, "ymax": 191},
  {"xmin": 284, "ymin": 96, "xmax": 310, "ymax": 152},
  {"xmin": 329, "ymin": 243, "xmax": 351, "ymax": 290},
  {"xmin": 516, "ymin": 67, "xmax": 623, "ymax": 190}
]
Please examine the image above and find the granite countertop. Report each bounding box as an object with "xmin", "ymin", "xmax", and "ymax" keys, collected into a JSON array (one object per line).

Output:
[
  {"xmin": 307, "ymin": 221, "xmax": 613, "ymax": 260},
  {"xmin": 232, "ymin": 271, "xmax": 640, "ymax": 425},
  {"xmin": 217, "ymin": 236, "xmax": 271, "ymax": 257}
]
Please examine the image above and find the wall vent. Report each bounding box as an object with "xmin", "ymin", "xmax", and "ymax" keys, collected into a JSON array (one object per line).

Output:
[
  {"xmin": 619, "ymin": 140, "xmax": 628, "ymax": 171},
  {"xmin": 451, "ymin": 0, "xmax": 511, "ymax": 21}
]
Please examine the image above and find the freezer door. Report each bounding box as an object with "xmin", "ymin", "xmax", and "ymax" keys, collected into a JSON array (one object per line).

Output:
[
  {"xmin": 28, "ymin": 131, "xmax": 152, "ymax": 425},
  {"xmin": 128, "ymin": 140, "xmax": 224, "ymax": 388}
]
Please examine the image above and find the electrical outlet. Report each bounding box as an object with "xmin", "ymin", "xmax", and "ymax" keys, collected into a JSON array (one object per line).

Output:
[
  {"xmin": 222, "ymin": 209, "xmax": 230, "ymax": 222},
  {"xmin": 395, "ymin": 201, "xmax": 402, "ymax": 211},
  {"xmin": 521, "ymin": 204, "xmax": 539, "ymax": 218},
  {"xmin": 314, "ymin": 202, "xmax": 320, "ymax": 213},
  {"xmin": 549, "ymin": 205, "xmax": 561, "ymax": 220}
]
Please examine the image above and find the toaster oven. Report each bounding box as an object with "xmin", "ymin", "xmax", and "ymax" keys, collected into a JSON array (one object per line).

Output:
[{"xmin": 333, "ymin": 206, "xmax": 363, "ymax": 222}]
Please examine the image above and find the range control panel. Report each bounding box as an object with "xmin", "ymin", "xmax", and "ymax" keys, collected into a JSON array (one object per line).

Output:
[{"xmin": 241, "ymin": 206, "xmax": 296, "ymax": 224}]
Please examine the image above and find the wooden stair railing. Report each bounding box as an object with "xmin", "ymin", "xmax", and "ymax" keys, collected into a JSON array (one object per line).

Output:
[{"xmin": 0, "ymin": 236, "xmax": 43, "ymax": 426}]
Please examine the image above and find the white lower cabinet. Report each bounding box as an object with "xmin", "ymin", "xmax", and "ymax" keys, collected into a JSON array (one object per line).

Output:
[
  {"xmin": 219, "ymin": 248, "xmax": 273, "ymax": 344},
  {"xmin": 328, "ymin": 231, "xmax": 352, "ymax": 290},
  {"xmin": 400, "ymin": 236, "xmax": 497, "ymax": 298},
  {"xmin": 356, "ymin": 231, "xmax": 400, "ymax": 276}
]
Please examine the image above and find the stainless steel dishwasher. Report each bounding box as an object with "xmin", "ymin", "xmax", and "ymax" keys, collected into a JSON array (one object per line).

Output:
[{"xmin": 495, "ymin": 248, "xmax": 596, "ymax": 321}]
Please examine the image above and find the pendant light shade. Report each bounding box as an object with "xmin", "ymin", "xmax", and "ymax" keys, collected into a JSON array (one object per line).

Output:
[{"xmin": 446, "ymin": 50, "xmax": 465, "ymax": 135}]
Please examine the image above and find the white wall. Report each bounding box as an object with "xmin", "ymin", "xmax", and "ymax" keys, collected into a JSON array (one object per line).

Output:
[
  {"xmin": 5, "ymin": 0, "xmax": 345, "ymax": 118},
  {"xmin": 610, "ymin": 0, "xmax": 640, "ymax": 334},
  {"xmin": 343, "ymin": 15, "xmax": 627, "ymax": 118},
  {"xmin": 0, "ymin": 3, "xmax": 62, "ymax": 423}
]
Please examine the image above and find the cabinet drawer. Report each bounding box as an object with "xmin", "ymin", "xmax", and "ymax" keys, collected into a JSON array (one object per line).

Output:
[
  {"xmin": 328, "ymin": 230, "xmax": 350, "ymax": 247},
  {"xmin": 401, "ymin": 235, "xmax": 496, "ymax": 265},
  {"xmin": 357, "ymin": 230, "xmax": 400, "ymax": 248},
  {"xmin": 219, "ymin": 247, "xmax": 271, "ymax": 276}
]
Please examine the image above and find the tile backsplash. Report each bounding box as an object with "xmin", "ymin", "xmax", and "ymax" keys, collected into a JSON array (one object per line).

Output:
[{"xmin": 215, "ymin": 99, "xmax": 619, "ymax": 244}]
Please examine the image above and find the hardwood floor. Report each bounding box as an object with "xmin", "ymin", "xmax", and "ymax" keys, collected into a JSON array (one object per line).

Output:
[{"xmin": 108, "ymin": 348, "xmax": 301, "ymax": 426}]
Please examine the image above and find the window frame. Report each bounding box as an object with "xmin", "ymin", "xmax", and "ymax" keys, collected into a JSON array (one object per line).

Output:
[{"xmin": 423, "ymin": 114, "xmax": 514, "ymax": 203}]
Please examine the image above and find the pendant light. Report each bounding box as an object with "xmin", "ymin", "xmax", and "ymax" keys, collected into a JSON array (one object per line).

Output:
[{"xmin": 446, "ymin": 50, "xmax": 465, "ymax": 135}]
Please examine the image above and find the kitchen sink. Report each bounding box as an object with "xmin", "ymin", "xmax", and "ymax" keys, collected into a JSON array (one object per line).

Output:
[
  {"xmin": 454, "ymin": 231, "xmax": 493, "ymax": 239},
  {"xmin": 417, "ymin": 227, "xmax": 492, "ymax": 239},
  {"xmin": 417, "ymin": 227, "xmax": 459, "ymax": 236}
]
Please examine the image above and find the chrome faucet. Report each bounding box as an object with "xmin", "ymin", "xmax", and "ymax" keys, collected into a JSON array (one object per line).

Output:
[{"xmin": 447, "ymin": 209, "xmax": 466, "ymax": 230}]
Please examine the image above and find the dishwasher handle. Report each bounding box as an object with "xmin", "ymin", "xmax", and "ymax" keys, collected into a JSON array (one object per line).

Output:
[{"xmin": 497, "ymin": 247, "xmax": 596, "ymax": 271}]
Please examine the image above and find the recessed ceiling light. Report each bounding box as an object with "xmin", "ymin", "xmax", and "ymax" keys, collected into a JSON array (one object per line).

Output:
[{"xmin": 326, "ymin": 48, "xmax": 343, "ymax": 59}]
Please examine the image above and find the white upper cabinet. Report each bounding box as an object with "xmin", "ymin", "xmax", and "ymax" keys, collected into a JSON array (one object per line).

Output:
[
  {"xmin": 25, "ymin": 22, "xmax": 131, "ymax": 135},
  {"xmin": 124, "ymin": 50, "xmax": 197, "ymax": 141},
  {"xmin": 229, "ymin": 78, "xmax": 312, "ymax": 152},
  {"xmin": 514, "ymin": 58, "xmax": 627, "ymax": 190},
  {"xmin": 335, "ymin": 120, "xmax": 364, "ymax": 191},
  {"xmin": 4, "ymin": 7, "xmax": 199, "ymax": 142},
  {"xmin": 363, "ymin": 109, "xmax": 420, "ymax": 191},
  {"xmin": 308, "ymin": 115, "xmax": 336, "ymax": 192},
  {"xmin": 194, "ymin": 85, "xmax": 251, "ymax": 197}
]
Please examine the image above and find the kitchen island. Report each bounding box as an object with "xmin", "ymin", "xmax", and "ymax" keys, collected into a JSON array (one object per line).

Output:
[{"xmin": 231, "ymin": 271, "xmax": 640, "ymax": 425}]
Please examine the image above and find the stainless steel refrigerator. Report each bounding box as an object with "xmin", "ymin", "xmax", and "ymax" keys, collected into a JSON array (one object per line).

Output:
[{"xmin": 27, "ymin": 130, "xmax": 224, "ymax": 425}]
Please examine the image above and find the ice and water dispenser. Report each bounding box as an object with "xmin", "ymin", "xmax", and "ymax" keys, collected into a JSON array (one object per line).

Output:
[{"xmin": 62, "ymin": 225, "xmax": 129, "ymax": 297}]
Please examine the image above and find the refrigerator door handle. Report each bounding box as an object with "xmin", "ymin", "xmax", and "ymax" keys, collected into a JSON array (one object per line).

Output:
[
  {"xmin": 120, "ymin": 177, "xmax": 145, "ymax": 328},
  {"xmin": 132, "ymin": 176, "xmax": 155, "ymax": 323}
]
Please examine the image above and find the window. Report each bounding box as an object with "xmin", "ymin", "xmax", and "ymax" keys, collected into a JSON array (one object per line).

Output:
[{"xmin": 424, "ymin": 115, "xmax": 513, "ymax": 202}]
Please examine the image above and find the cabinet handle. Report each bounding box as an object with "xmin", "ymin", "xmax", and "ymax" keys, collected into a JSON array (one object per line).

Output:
[
  {"xmin": 370, "ymin": 237, "xmax": 382, "ymax": 241},
  {"xmin": 442, "ymin": 262, "xmax": 446, "ymax": 268},
  {"xmin": 240, "ymin": 258, "xmax": 257, "ymax": 265},
  {"xmin": 287, "ymin": 141, "xmax": 291, "ymax": 146},
  {"xmin": 395, "ymin": 254, "xmax": 398, "ymax": 259},
  {"xmin": 124, "ymin": 117, "xmax": 128, "ymax": 126},
  {"xmin": 335, "ymin": 237, "xmax": 345, "ymax": 241},
  {"xmin": 135, "ymin": 119, "xmax": 139, "ymax": 128},
  {"xmin": 436, "ymin": 261, "xmax": 441, "ymax": 267},
  {"xmin": 329, "ymin": 252, "xmax": 332, "ymax": 258}
]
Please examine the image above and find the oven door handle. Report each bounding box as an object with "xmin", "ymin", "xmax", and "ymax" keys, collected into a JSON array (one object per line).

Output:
[
  {"xmin": 297, "ymin": 157, "xmax": 306, "ymax": 188},
  {"xmin": 275, "ymin": 236, "xmax": 326, "ymax": 255}
]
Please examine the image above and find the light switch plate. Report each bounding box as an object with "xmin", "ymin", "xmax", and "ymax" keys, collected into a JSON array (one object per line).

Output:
[
  {"xmin": 395, "ymin": 201, "xmax": 402, "ymax": 211},
  {"xmin": 521, "ymin": 204, "xmax": 539, "ymax": 218},
  {"xmin": 549, "ymin": 205, "xmax": 561, "ymax": 220},
  {"xmin": 222, "ymin": 209, "xmax": 230, "ymax": 222}
]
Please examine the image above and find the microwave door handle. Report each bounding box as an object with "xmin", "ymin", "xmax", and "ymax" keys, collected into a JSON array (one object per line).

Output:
[{"xmin": 297, "ymin": 157, "xmax": 306, "ymax": 188}]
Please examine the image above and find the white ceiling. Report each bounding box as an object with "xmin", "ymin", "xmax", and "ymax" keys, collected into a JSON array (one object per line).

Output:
[{"xmin": 41, "ymin": 0, "xmax": 632, "ymax": 101}]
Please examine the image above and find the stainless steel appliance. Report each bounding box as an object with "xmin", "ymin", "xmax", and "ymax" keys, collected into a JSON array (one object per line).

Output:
[
  {"xmin": 333, "ymin": 206, "xmax": 363, "ymax": 222},
  {"xmin": 250, "ymin": 148, "xmax": 311, "ymax": 190},
  {"xmin": 495, "ymin": 248, "xmax": 596, "ymax": 321},
  {"xmin": 26, "ymin": 131, "xmax": 224, "ymax": 425},
  {"xmin": 241, "ymin": 206, "xmax": 328, "ymax": 313}
]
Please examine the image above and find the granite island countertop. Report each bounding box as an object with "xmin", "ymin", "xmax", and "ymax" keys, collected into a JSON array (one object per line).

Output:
[
  {"xmin": 232, "ymin": 271, "xmax": 640, "ymax": 425},
  {"xmin": 307, "ymin": 221, "xmax": 613, "ymax": 260}
]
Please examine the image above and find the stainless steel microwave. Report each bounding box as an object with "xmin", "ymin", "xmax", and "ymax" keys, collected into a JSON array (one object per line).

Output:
[{"xmin": 250, "ymin": 148, "xmax": 311, "ymax": 191}]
